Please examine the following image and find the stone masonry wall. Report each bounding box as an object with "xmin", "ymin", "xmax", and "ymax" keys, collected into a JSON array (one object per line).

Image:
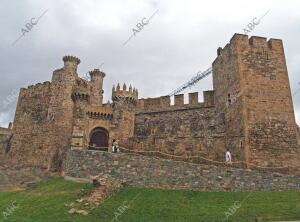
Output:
[
  {"xmin": 63, "ymin": 149, "xmax": 300, "ymax": 191},
  {"xmin": 0, "ymin": 127, "xmax": 11, "ymax": 163},
  {"xmin": 5, "ymin": 56, "xmax": 80, "ymax": 170},
  {"xmin": 6, "ymin": 34, "xmax": 300, "ymax": 173},
  {"xmin": 213, "ymin": 39, "xmax": 247, "ymax": 163},
  {"xmin": 234, "ymin": 34, "xmax": 298, "ymax": 167},
  {"xmin": 128, "ymin": 106, "xmax": 226, "ymax": 161},
  {"xmin": 213, "ymin": 34, "xmax": 299, "ymax": 168},
  {"xmin": 6, "ymin": 82, "xmax": 53, "ymax": 168}
]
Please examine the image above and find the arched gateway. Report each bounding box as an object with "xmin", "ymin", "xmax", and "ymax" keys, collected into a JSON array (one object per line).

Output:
[{"xmin": 89, "ymin": 127, "xmax": 109, "ymax": 151}]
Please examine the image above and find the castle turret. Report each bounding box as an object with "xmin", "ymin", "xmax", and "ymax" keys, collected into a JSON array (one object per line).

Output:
[
  {"xmin": 49, "ymin": 56, "xmax": 79, "ymax": 169},
  {"xmin": 112, "ymin": 83, "xmax": 138, "ymax": 105},
  {"xmin": 111, "ymin": 83, "xmax": 138, "ymax": 138},
  {"xmin": 51, "ymin": 55, "xmax": 80, "ymax": 82},
  {"xmin": 89, "ymin": 69, "xmax": 106, "ymax": 106},
  {"xmin": 63, "ymin": 55, "xmax": 81, "ymax": 72}
]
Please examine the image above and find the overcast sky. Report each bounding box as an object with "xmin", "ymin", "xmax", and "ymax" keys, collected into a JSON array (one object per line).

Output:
[{"xmin": 0, "ymin": 0, "xmax": 299, "ymax": 127}]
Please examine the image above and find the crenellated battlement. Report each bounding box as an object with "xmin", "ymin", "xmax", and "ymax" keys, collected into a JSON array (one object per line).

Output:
[
  {"xmin": 112, "ymin": 83, "xmax": 138, "ymax": 102},
  {"xmin": 86, "ymin": 106, "xmax": 113, "ymax": 120},
  {"xmin": 215, "ymin": 33, "xmax": 284, "ymax": 58},
  {"xmin": 212, "ymin": 33, "xmax": 298, "ymax": 169},
  {"xmin": 62, "ymin": 55, "xmax": 81, "ymax": 73},
  {"xmin": 89, "ymin": 69, "xmax": 105, "ymax": 79},
  {"xmin": 21, "ymin": 81, "xmax": 51, "ymax": 93},
  {"xmin": 53, "ymin": 68, "xmax": 63, "ymax": 73},
  {"xmin": 71, "ymin": 92, "xmax": 90, "ymax": 102},
  {"xmin": 138, "ymin": 90, "xmax": 214, "ymax": 111},
  {"xmin": 7, "ymin": 34, "xmax": 299, "ymax": 173},
  {"xmin": 63, "ymin": 55, "xmax": 81, "ymax": 65}
]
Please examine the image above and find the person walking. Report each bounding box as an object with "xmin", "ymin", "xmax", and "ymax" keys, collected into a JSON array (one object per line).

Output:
[
  {"xmin": 225, "ymin": 148, "xmax": 232, "ymax": 164},
  {"xmin": 112, "ymin": 139, "xmax": 117, "ymax": 153}
]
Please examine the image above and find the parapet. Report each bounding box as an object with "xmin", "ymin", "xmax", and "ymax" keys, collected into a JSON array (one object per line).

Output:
[
  {"xmin": 189, "ymin": 92, "xmax": 198, "ymax": 105},
  {"xmin": 89, "ymin": 69, "xmax": 105, "ymax": 79},
  {"xmin": 214, "ymin": 33, "xmax": 284, "ymax": 60},
  {"xmin": 138, "ymin": 91, "xmax": 215, "ymax": 110},
  {"xmin": 71, "ymin": 92, "xmax": 90, "ymax": 102},
  {"xmin": 86, "ymin": 106, "xmax": 113, "ymax": 120},
  {"xmin": 19, "ymin": 81, "xmax": 52, "ymax": 101},
  {"xmin": 160, "ymin": 96, "xmax": 170, "ymax": 108},
  {"xmin": 174, "ymin": 94, "xmax": 184, "ymax": 106},
  {"xmin": 22, "ymin": 81, "xmax": 51, "ymax": 91},
  {"xmin": 63, "ymin": 55, "xmax": 81, "ymax": 71},
  {"xmin": 63, "ymin": 55, "xmax": 81, "ymax": 65},
  {"xmin": 112, "ymin": 83, "xmax": 138, "ymax": 102},
  {"xmin": 139, "ymin": 97, "xmax": 165, "ymax": 110},
  {"xmin": 203, "ymin": 90, "xmax": 214, "ymax": 106}
]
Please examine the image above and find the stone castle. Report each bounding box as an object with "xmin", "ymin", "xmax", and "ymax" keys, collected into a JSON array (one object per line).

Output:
[{"xmin": 1, "ymin": 33, "xmax": 299, "ymax": 172}]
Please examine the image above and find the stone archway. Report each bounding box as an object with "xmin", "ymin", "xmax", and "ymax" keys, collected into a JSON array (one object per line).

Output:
[{"xmin": 89, "ymin": 127, "xmax": 109, "ymax": 151}]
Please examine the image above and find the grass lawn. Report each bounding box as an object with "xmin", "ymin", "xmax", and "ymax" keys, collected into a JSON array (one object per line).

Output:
[{"xmin": 0, "ymin": 177, "xmax": 299, "ymax": 222}]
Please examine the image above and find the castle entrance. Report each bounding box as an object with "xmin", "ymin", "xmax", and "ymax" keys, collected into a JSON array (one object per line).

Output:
[{"xmin": 89, "ymin": 127, "xmax": 109, "ymax": 151}]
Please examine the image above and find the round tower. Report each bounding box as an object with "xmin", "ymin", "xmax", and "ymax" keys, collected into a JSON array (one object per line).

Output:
[
  {"xmin": 112, "ymin": 83, "xmax": 138, "ymax": 107},
  {"xmin": 63, "ymin": 55, "xmax": 81, "ymax": 72},
  {"xmin": 89, "ymin": 69, "xmax": 106, "ymax": 106},
  {"xmin": 111, "ymin": 83, "xmax": 138, "ymax": 139}
]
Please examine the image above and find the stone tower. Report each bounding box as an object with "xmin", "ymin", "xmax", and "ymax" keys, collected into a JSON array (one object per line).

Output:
[
  {"xmin": 7, "ymin": 55, "xmax": 80, "ymax": 169},
  {"xmin": 212, "ymin": 33, "xmax": 299, "ymax": 168},
  {"xmin": 89, "ymin": 69, "xmax": 105, "ymax": 106},
  {"xmin": 111, "ymin": 84, "xmax": 138, "ymax": 141}
]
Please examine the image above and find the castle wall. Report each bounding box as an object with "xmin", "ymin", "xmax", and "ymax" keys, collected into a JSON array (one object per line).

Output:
[
  {"xmin": 111, "ymin": 103, "xmax": 136, "ymax": 139},
  {"xmin": 72, "ymin": 104, "xmax": 116, "ymax": 149},
  {"xmin": 71, "ymin": 92, "xmax": 90, "ymax": 149},
  {"xmin": 213, "ymin": 34, "xmax": 299, "ymax": 168},
  {"xmin": 0, "ymin": 127, "xmax": 12, "ymax": 163},
  {"xmin": 70, "ymin": 82, "xmax": 139, "ymax": 151},
  {"xmin": 213, "ymin": 39, "xmax": 246, "ymax": 162},
  {"xmin": 45, "ymin": 59, "xmax": 78, "ymax": 170},
  {"xmin": 111, "ymin": 85, "xmax": 138, "ymax": 143},
  {"xmin": 6, "ymin": 56, "xmax": 81, "ymax": 170},
  {"xmin": 63, "ymin": 149, "xmax": 300, "ymax": 191},
  {"xmin": 7, "ymin": 82, "xmax": 54, "ymax": 167},
  {"xmin": 5, "ymin": 34, "xmax": 299, "ymax": 173},
  {"xmin": 235, "ymin": 35, "xmax": 298, "ymax": 167},
  {"xmin": 71, "ymin": 104, "xmax": 135, "ymax": 151},
  {"xmin": 137, "ymin": 91, "xmax": 214, "ymax": 111},
  {"xmin": 127, "ymin": 94, "xmax": 227, "ymax": 160}
]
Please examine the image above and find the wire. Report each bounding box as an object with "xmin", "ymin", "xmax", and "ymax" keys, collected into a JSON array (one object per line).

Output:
[{"xmin": 168, "ymin": 67, "xmax": 212, "ymax": 96}]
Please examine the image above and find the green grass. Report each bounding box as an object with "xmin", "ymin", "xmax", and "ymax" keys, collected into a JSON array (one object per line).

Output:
[{"xmin": 0, "ymin": 177, "xmax": 299, "ymax": 222}]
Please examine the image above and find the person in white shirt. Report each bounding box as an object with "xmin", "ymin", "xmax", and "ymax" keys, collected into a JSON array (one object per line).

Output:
[
  {"xmin": 112, "ymin": 139, "xmax": 117, "ymax": 153},
  {"xmin": 225, "ymin": 148, "xmax": 232, "ymax": 164}
]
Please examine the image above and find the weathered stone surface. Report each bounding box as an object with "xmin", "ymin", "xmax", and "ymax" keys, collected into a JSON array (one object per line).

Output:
[
  {"xmin": 63, "ymin": 150, "xmax": 300, "ymax": 191},
  {"xmin": 65, "ymin": 175, "xmax": 124, "ymax": 215},
  {"xmin": 130, "ymin": 106, "xmax": 225, "ymax": 161},
  {"xmin": 0, "ymin": 164, "xmax": 54, "ymax": 191},
  {"xmin": 0, "ymin": 127, "xmax": 12, "ymax": 162},
  {"xmin": 213, "ymin": 34, "xmax": 299, "ymax": 168},
  {"xmin": 2, "ymin": 34, "xmax": 299, "ymax": 173}
]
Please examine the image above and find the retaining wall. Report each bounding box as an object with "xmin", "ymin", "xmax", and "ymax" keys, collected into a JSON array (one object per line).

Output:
[{"xmin": 63, "ymin": 149, "xmax": 300, "ymax": 191}]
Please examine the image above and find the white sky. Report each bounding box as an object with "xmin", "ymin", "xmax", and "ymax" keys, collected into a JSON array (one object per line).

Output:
[{"xmin": 0, "ymin": 0, "xmax": 299, "ymax": 127}]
